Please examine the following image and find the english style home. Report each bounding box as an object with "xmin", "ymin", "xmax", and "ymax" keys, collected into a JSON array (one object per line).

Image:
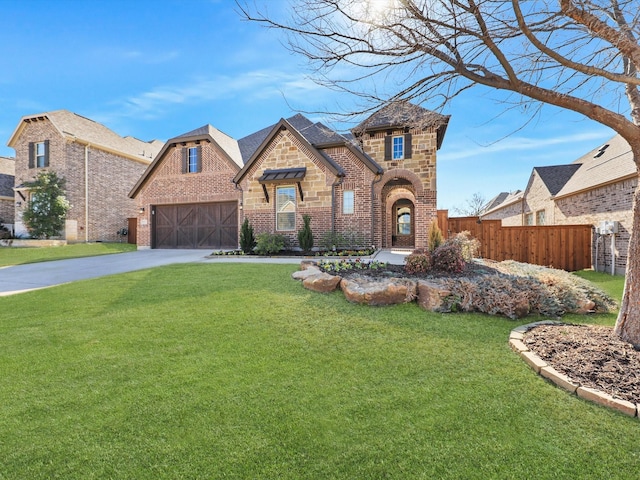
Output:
[
  {"xmin": 7, "ymin": 110, "xmax": 163, "ymax": 241},
  {"xmin": 482, "ymin": 134, "xmax": 636, "ymax": 274},
  {"xmin": 130, "ymin": 102, "xmax": 450, "ymax": 250}
]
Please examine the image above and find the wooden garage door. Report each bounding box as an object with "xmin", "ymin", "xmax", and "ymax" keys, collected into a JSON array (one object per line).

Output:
[{"xmin": 153, "ymin": 203, "xmax": 238, "ymax": 249}]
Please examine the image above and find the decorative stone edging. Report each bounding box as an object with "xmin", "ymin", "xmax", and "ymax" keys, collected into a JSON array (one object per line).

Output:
[{"xmin": 510, "ymin": 322, "xmax": 639, "ymax": 418}]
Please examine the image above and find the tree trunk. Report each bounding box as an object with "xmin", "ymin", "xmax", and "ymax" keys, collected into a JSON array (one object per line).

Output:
[{"xmin": 614, "ymin": 164, "xmax": 640, "ymax": 345}]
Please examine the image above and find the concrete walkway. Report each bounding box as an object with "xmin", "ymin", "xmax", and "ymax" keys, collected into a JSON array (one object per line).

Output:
[{"xmin": 0, "ymin": 248, "xmax": 409, "ymax": 296}]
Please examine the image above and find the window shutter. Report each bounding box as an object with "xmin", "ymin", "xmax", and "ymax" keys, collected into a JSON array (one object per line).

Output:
[
  {"xmin": 181, "ymin": 147, "xmax": 187, "ymax": 173},
  {"xmin": 44, "ymin": 140, "xmax": 50, "ymax": 167},
  {"xmin": 28, "ymin": 142, "xmax": 35, "ymax": 169},
  {"xmin": 404, "ymin": 134, "xmax": 412, "ymax": 159},
  {"xmin": 197, "ymin": 145, "xmax": 202, "ymax": 173},
  {"xmin": 384, "ymin": 136, "xmax": 391, "ymax": 160}
]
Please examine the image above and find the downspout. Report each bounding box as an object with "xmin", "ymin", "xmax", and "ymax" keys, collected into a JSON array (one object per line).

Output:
[
  {"xmin": 331, "ymin": 175, "xmax": 344, "ymax": 235},
  {"xmin": 234, "ymin": 180, "xmax": 244, "ymax": 249},
  {"xmin": 84, "ymin": 144, "xmax": 89, "ymax": 242},
  {"xmin": 611, "ymin": 233, "xmax": 616, "ymax": 276}
]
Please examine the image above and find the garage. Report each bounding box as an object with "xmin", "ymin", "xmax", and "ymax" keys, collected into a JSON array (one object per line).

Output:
[{"xmin": 152, "ymin": 203, "xmax": 238, "ymax": 249}]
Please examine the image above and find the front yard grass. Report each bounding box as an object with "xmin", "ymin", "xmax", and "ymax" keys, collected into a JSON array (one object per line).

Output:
[
  {"xmin": 0, "ymin": 242, "xmax": 136, "ymax": 266},
  {"xmin": 0, "ymin": 264, "xmax": 636, "ymax": 479}
]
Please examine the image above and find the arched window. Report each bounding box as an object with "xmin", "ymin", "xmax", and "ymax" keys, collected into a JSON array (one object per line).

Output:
[{"xmin": 397, "ymin": 207, "xmax": 411, "ymax": 235}]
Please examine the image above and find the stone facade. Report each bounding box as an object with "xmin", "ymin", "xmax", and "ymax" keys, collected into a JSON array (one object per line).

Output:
[
  {"xmin": 9, "ymin": 112, "xmax": 160, "ymax": 242},
  {"xmin": 0, "ymin": 157, "xmax": 15, "ymax": 226}
]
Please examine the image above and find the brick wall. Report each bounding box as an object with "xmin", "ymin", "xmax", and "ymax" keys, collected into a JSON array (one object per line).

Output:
[
  {"xmin": 523, "ymin": 173, "xmax": 552, "ymax": 225},
  {"xmin": 135, "ymin": 140, "xmax": 242, "ymax": 248},
  {"xmin": 481, "ymin": 200, "xmax": 523, "ymax": 226},
  {"xmin": 12, "ymin": 117, "xmax": 150, "ymax": 242},
  {"xmin": 554, "ymin": 178, "xmax": 636, "ymax": 275}
]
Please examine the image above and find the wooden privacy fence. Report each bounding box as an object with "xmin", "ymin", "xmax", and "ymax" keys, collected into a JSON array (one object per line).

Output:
[{"xmin": 437, "ymin": 212, "xmax": 592, "ymax": 272}]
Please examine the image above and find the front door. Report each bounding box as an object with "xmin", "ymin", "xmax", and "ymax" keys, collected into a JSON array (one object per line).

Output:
[{"xmin": 392, "ymin": 200, "xmax": 414, "ymax": 247}]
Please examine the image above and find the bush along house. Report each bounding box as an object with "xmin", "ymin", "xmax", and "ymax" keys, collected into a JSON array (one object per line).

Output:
[{"xmin": 130, "ymin": 101, "xmax": 450, "ymax": 250}]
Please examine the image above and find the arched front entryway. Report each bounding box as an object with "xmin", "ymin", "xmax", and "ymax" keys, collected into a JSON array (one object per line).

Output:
[{"xmin": 392, "ymin": 199, "xmax": 414, "ymax": 247}]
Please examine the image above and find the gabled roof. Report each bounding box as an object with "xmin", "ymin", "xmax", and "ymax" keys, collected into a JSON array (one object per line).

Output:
[
  {"xmin": 0, "ymin": 173, "xmax": 14, "ymax": 198},
  {"xmin": 482, "ymin": 191, "xmax": 510, "ymax": 213},
  {"xmin": 554, "ymin": 134, "xmax": 636, "ymax": 199},
  {"xmin": 129, "ymin": 124, "xmax": 242, "ymax": 198},
  {"xmin": 481, "ymin": 190, "xmax": 524, "ymax": 216},
  {"xmin": 7, "ymin": 110, "xmax": 163, "ymax": 163},
  {"xmin": 352, "ymin": 101, "xmax": 451, "ymax": 149},
  {"xmin": 234, "ymin": 116, "xmax": 347, "ymax": 185},
  {"xmin": 529, "ymin": 164, "xmax": 581, "ymax": 196}
]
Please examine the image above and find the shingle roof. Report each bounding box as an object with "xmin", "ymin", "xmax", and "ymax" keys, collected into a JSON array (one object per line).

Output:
[
  {"xmin": 481, "ymin": 190, "xmax": 524, "ymax": 216},
  {"xmin": 173, "ymin": 124, "xmax": 242, "ymax": 168},
  {"xmin": 8, "ymin": 110, "xmax": 163, "ymax": 162},
  {"xmin": 0, "ymin": 173, "xmax": 14, "ymax": 197},
  {"xmin": 554, "ymin": 134, "xmax": 635, "ymax": 198},
  {"xmin": 482, "ymin": 192, "xmax": 510, "ymax": 213},
  {"xmin": 352, "ymin": 101, "xmax": 451, "ymax": 148},
  {"xmin": 532, "ymin": 164, "xmax": 581, "ymax": 196},
  {"xmin": 238, "ymin": 114, "xmax": 350, "ymax": 163}
]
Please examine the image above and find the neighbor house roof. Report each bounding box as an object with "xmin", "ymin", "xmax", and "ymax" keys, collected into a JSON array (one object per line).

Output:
[
  {"xmin": 352, "ymin": 101, "xmax": 451, "ymax": 149},
  {"xmin": 0, "ymin": 173, "xmax": 14, "ymax": 198},
  {"xmin": 129, "ymin": 124, "xmax": 242, "ymax": 198},
  {"xmin": 554, "ymin": 134, "xmax": 636, "ymax": 199},
  {"xmin": 481, "ymin": 190, "xmax": 524, "ymax": 216},
  {"xmin": 7, "ymin": 110, "xmax": 163, "ymax": 163},
  {"xmin": 529, "ymin": 164, "xmax": 581, "ymax": 196}
]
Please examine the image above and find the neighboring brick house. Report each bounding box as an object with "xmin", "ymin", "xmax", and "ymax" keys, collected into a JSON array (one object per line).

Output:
[
  {"xmin": 481, "ymin": 190, "xmax": 523, "ymax": 226},
  {"xmin": 482, "ymin": 134, "xmax": 636, "ymax": 274},
  {"xmin": 0, "ymin": 156, "xmax": 15, "ymax": 227},
  {"xmin": 7, "ymin": 110, "xmax": 163, "ymax": 241},
  {"xmin": 131, "ymin": 101, "xmax": 450, "ymax": 250}
]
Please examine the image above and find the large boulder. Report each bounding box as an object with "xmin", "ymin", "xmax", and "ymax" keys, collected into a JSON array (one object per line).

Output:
[
  {"xmin": 292, "ymin": 266, "xmax": 322, "ymax": 281},
  {"xmin": 416, "ymin": 280, "xmax": 452, "ymax": 312},
  {"xmin": 340, "ymin": 275, "xmax": 417, "ymax": 306},
  {"xmin": 302, "ymin": 272, "xmax": 342, "ymax": 293}
]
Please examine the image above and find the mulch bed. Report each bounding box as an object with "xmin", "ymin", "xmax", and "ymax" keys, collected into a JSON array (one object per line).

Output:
[{"xmin": 524, "ymin": 324, "xmax": 640, "ymax": 404}]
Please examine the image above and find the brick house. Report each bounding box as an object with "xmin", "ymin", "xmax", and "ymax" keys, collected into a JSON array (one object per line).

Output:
[
  {"xmin": 481, "ymin": 134, "xmax": 636, "ymax": 274},
  {"xmin": 7, "ymin": 110, "xmax": 163, "ymax": 241},
  {"xmin": 0, "ymin": 156, "xmax": 15, "ymax": 228},
  {"xmin": 131, "ymin": 101, "xmax": 450, "ymax": 250}
]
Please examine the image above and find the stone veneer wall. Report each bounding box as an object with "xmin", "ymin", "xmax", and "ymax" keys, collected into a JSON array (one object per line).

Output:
[
  {"xmin": 239, "ymin": 130, "xmax": 337, "ymax": 247},
  {"xmin": 134, "ymin": 140, "xmax": 241, "ymax": 248},
  {"xmin": 481, "ymin": 200, "xmax": 523, "ymax": 226},
  {"xmin": 359, "ymin": 127, "xmax": 439, "ymax": 248},
  {"xmin": 12, "ymin": 117, "xmax": 150, "ymax": 242},
  {"xmin": 554, "ymin": 178, "xmax": 636, "ymax": 275}
]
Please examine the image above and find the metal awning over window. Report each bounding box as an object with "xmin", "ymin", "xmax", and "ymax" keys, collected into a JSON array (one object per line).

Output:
[{"xmin": 258, "ymin": 167, "xmax": 306, "ymax": 202}]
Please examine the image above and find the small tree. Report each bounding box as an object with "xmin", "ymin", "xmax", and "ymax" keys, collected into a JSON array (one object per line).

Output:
[
  {"xmin": 427, "ymin": 221, "xmax": 444, "ymax": 253},
  {"xmin": 22, "ymin": 171, "xmax": 70, "ymax": 239},
  {"xmin": 298, "ymin": 214, "xmax": 314, "ymax": 252},
  {"xmin": 239, "ymin": 218, "xmax": 256, "ymax": 254},
  {"xmin": 453, "ymin": 192, "xmax": 488, "ymax": 217}
]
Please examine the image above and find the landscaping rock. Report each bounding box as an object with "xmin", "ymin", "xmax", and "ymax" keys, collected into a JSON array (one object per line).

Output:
[
  {"xmin": 299, "ymin": 260, "xmax": 317, "ymax": 271},
  {"xmin": 571, "ymin": 299, "xmax": 596, "ymax": 314},
  {"xmin": 340, "ymin": 275, "xmax": 417, "ymax": 306},
  {"xmin": 302, "ymin": 272, "xmax": 342, "ymax": 293},
  {"xmin": 416, "ymin": 280, "xmax": 451, "ymax": 312},
  {"xmin": 292, "ymin": 266, "xmax": 322, "ymax": 280}
]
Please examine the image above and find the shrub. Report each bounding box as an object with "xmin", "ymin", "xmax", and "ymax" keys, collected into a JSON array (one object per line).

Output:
[
  {"xmin": 298, "ymin": 214, "xmax": 314, "ymax": 252},
  {"xmin": 404, "ymin": 250, "xmax": 432, "ymax": 274},
  {"xmin": 427, "ymin": 221, "xmax": 444, "ymax": 252},
  {"xmin": 451, "ymin": 231, "xmax": 480, "ymax": 262},
  {"xmin": 432, "ymin": 240, "xmax": 465, "ymax": 273},
  {"xmin": 239, "ymin": 218, "xmax": 256, "ymax": 254},
  {"xmin": 255, "ymin": 233, "xmax": 287, "ymax": 255}
]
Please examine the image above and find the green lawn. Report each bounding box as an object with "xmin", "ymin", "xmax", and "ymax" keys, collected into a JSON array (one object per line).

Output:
[
  {"xmin": 0, "ymin": 242, "xmax": 136, "ymax": 266},
  {"xmin": 0, "ymin": 264, "xmax": 636, "ymax": 479}
]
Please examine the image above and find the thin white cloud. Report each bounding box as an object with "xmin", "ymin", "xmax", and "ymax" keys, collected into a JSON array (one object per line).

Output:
[
  {"xmin": 98, "ymin": 70, "xmax": 326, "ymax": 122},
  {"xmin": 439, "ymin": 130, "xmax": 613, "ymax": 162}
]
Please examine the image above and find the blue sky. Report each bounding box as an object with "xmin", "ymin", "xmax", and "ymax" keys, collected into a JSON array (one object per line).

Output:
[{"xmin": 0, "ymin": 0, "xmax": 615, "ymax": 210}]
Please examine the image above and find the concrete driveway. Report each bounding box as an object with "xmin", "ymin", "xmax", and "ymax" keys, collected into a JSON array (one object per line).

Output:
[{"xmin": 0, "ymin": 248, "xmax": 408, "ymax": 296}]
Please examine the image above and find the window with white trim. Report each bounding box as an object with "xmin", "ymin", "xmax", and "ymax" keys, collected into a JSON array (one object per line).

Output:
[
  {"xmin": 36, "ymin": 142, "xmax": 46, "ymax": 168},
  {"xmin": 343, "ymin": 190, "xmax": 354, "ymax": 214},
  {"xmin": 276, "ymin": 186, "xmax": 296, "ymax": 231},
  {"xmin": 536, "ymin": 210, "xmax": 546, "ymax": 225},
  {"xmin": 392, "ymin": 136, "xmax": 404, "ymax": 160},
  {"xmin": 524, "ymin": 213, "xmax": 534, "ymax": 226}
]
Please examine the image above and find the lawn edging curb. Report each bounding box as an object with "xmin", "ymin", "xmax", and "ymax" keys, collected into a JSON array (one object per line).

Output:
[{"xmin": 511, "ymin": 322, "xmax": 639, "ymax": 418}]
